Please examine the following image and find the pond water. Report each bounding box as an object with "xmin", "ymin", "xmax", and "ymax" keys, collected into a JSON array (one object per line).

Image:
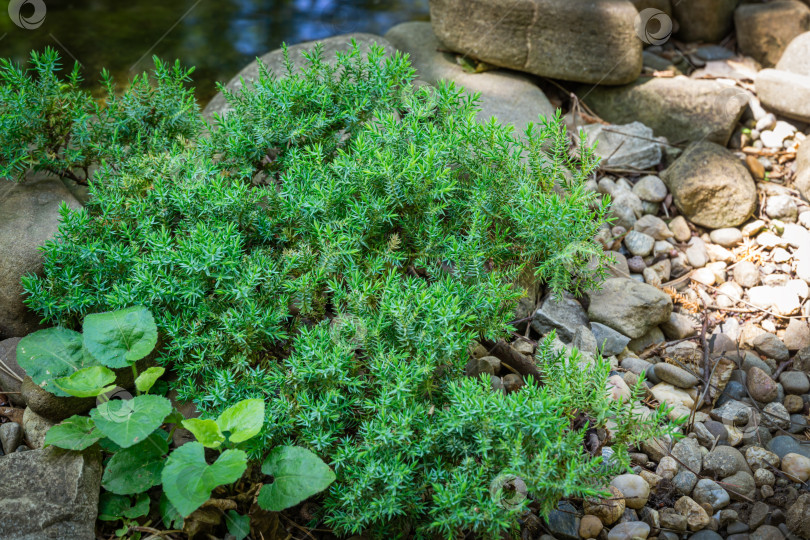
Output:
[{"xmin": 0, "ymin": 0, "xmax": 429, "ymax": 103}]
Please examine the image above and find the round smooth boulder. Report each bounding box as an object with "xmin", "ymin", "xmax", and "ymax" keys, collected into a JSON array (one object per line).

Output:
[
  {"xmin": 661, "ymin": 142, "xmax": 757, "ymax": 229},
  {"xmin": 610, "ymin": 474, "xmax": 651, "ymax": 509},
  {"xmin": 20, "ymin": 376, "xmax": 95, "ymax": 422},
  {"xmin": 584, "ymin": 485, "xmax": 626, "ymax": 526}
]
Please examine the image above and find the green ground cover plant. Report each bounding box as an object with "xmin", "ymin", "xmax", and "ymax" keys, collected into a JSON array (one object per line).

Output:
[
  {"xmin": 16, "ymin": 306, "xmax": 334, "ymax": 539},
  {"xmin": 1, "ymin": 45, "xmax": 678, "ymax": 538}
]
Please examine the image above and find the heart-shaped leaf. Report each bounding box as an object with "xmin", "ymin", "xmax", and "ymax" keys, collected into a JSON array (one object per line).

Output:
[
  {"xmin": 216, "ymin": 398, "xmax": 265, "ymax": 444},
  {"xmin": 257, "ymin": 446, "xmax": 336, "ymax": 511},
  {"xmin": 182, "ymin": 418, "xmax": 225, "ymax": 448},
  {"xmin": 16, "ymin": 328, "xmax": 92, "ymax": 396},
  {"xmin": 226, "ymin": 510, "xmax": 251, "ymax": 540},
  {"xmin": 90, "ymin": 394, "xmax": 172, "ymax": 448},
  {"xmin": 135, "ymin": 366, "xmax": 165, "ymax": 393},
  {"xmin": 44, "ymin": 415, "xmax": 102, "ymax": 450},
  {"xmin": 53, "ymin": 365, "xmax": 116, "ymax": 397},
  {"xmin": 98, "ymin": 493, "xmax": 131, "ymax": 521},
  {"xmin": 159, "ymin": 493, "xmax": 184, "ymax": 530},
  {"xmin": 102, "ymin": 432, "xmax": 168, "ymax": 494},
  {"xmin": 123, "ymin": 492, "xmax": 151, "ymax": 519},
  {"xmin": 83, "ymin": 306, "xmax": 157, "ymax": 368},
  {"xmin": 162, "ymin": 441, "xmax": 247, "ymax": 517}
]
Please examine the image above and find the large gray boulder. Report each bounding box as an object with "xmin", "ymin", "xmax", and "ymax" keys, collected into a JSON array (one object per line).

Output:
[
  {"xmin": 672, "ymin": 0, "xmax": 740, "ymax": 43},
  {"xmin": 661, "ymin": 142, "xmax": 757, "ymax": 229},
  {"xmin": 756, "ymin": 69, "xmax": 810, "ymax": 123},
  {"xmin": 735, "ymin": 1, "xmax": 810, "ymax": 68},
  {"xmin": 20, "ymin": 376, "xmax": 95, "ymax": 422},
  {"xmin": 587, "ymin": 278, "xmax": 672, "ymax": 339},
  {"xmin": 756, "ymin": 31, "xmax": 810, "ymax": 123},
  {"xmin": 429, "ymin": 0, "xmax": 642, "ymax": 85},
  {"xmin": 777, "ymin": 31, "xmax": 810, "ymax": 75},
  {"xmin": 203, "ymin": 33, "xmax": 395, "ymax": 119},
  {"xmin": 580, "ymin": 77, "xmax": 747, "ymax": 146},
  {"xmin": 0, "ymin": 446, "xmax": 101, "ymax": 540},
  {"xmin": 0, "ymin": 177, "xmax": 81, "ymax": 339},
  {"xmin": 384, "ymin": 22, "xmax": 555, "ymax": 133},
  {"xmin": 630, "ymin": 0, "xmax": 672, "ymax": 16}
]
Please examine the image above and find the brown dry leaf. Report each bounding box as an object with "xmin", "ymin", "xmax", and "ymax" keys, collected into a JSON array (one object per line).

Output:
[
  {"xmin": 664, "ymin": 287, "xmax": 700, "ymax": 314},
  {"xmin": 708, "ymin": 357, "xmax": 736, "ymax": 406},
  {"xmin": 0, "ymin": 407, "xmax": 24, "ymax": 425}
]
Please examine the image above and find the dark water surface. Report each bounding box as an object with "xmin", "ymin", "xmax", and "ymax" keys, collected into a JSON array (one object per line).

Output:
[{"xmin": 0, "ymin": 0, "xmax": 429, "ymax": 103}]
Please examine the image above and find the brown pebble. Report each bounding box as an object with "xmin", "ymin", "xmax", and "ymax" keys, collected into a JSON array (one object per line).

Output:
[
  {"xmin": 784, "ymin": 394, "xmax": 805, "ymax": 414},
  {"xmin": 579, "ymin": 514, "xmax": 603, "ymax": 539},
  {"xmin": 746, "ymin": 155, "xmax": 765, "ymax": 180},
  {"xmin": 699, "ymin": 502, "xmax": 714, "ymax": 516}
]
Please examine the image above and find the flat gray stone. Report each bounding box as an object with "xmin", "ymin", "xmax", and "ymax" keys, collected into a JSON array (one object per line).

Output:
[
  {"xmin": 582, "ymin": 78, "xmax": 748, "ymax": 146},
  {"xmin": 429, "ymin": 0, "xmax": 642, "ymax": 85},
  {"xmin": 531, "ymin": 293, "xmax": 588, "ymax": 343},
  {"xmin": 577, "ymin": 122, "xmax": 662, "ymax": 170},
  {"xmin": 0, "ymin": 447, "xmax": 101, "ymax": 540},
  {"xmin": 592, "ymin": 322, "xmax": 632, "ymax": 357},
  {"xmin": 654, "ymin": 363, "xmax": 699, "ymax": 389},
  {"xmin": 587, "ymin": 278, "xmax": 672, "ymax": 339},
  {"xmin": 768, "ymin": 435, "xmax": 810, "ymax": 459}
]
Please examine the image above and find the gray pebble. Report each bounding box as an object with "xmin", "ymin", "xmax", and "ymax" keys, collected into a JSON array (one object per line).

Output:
[{"xmin": 0, "ymin": 422, "xmax": 23, "ymax": 454}]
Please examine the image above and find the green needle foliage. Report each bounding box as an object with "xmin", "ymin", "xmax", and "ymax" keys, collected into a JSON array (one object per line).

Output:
[{"xmin": 2, "ymin": 45, "xmax": 675, "ymax": 538}]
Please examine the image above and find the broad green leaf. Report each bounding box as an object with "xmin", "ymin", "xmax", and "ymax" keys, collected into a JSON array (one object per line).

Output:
[
  {"xmin": 162, "ymin": 442, "xmax": 247, "ymax": 517},
  {"xmin": 257, "ymin": 446, "xmax": 336, "ymax": 511},
  {"xmin": 44, "ymin": 415, "xmax": 101, "ymax": 450},
  {"xmin": 216, "ymin": 398, "xmax": 265, "ymax": 444},
  {"xmin": 102, "ymin": 432, "xmax": 168, "ymax": 494},
  {"xmin": 159, "ymin": 493, "xmax": 184, "ymax": 530},
  {"xmin": 164, "ymin": 408, "xmax": 185, "ymax": 425},
  {"xmin": 123, "ymin": 492, "xmax": 151, "ymax": 519},
  {"xmin": 135, "ymin": 366, "xmax": 165, "ymax": 393},
  {"xmin": 98, "ymin": 492, "xmax": 130, "ymax": 521},
  {"xmin": 226, "ymin": 510, "xmax": 250, "ymax": 540},
  {"xmin": 182, "ymin": 418, "xmax": 225, "ymax": 448},
  {"xmin": 53, "ymin": 365, "xmax": 116, "ymax": 397},
  {"xmin": 16, "ymin": 328, "xmax": 92, "ymax": 396},
  {"xmin": 83, "ymin": 306, "xmax": 157, "ymax": 368},
  {"xmin": 90, "ymin": 394, "xmax": 172, "ymax": 448}
]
